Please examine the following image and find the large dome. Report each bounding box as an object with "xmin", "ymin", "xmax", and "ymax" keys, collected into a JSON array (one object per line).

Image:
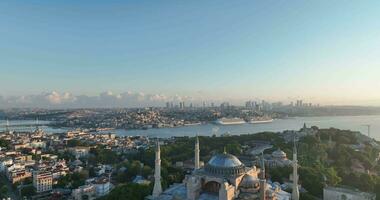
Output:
[
  {"xmin": 208, "ymin": 153, "xmax": 243, "ymax": 168},
  {"xmin": 205, "ymin": 153, "xmax": 245, "ymax": 177}
]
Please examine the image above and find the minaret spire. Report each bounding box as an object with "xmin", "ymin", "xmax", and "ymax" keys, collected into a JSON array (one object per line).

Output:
[
  {"xmin": 260, "ymin": 152, "xmax": 266, "ymax": 200},
  {"xmin": 194, "ymin": 135, "xmax": 200, "ymax": 170},
  {"xmin": 152, "ymin": 139, "xmax": 162, "ymax": 198},
  {"xmin": 292, "ymin": 135, "xmax": 300, "ymax": 200}
]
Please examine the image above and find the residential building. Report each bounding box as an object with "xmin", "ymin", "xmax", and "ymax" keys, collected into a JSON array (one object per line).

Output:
[{"xmin": 33, "ymin": 170, "xmax": 53, "ymax": 193}]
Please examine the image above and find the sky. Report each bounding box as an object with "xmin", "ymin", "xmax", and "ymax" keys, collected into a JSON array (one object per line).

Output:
[{"xmin": 1, "ymin": 0, "xmax": 380, "ymax": 108}]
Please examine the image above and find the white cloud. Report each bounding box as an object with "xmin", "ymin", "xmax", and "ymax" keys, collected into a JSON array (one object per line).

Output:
[{"xmin": 0, "ymin": 91, "xmax": 200, "ymax": 108}]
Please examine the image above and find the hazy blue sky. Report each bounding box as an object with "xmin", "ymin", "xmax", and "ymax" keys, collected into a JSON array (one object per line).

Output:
[{"xmin": 1, "ymin": 0, "xmax": 380, "ymax": 106}]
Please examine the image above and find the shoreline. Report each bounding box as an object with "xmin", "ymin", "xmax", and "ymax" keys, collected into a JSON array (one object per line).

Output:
[{"xmin": 1, "ymin": 115, "xmax": 380, "ymax": 140}]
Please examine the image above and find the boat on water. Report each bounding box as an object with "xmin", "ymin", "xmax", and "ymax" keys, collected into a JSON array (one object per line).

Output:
[
  {"xmin": 184, "ymin": 122, "xmax": 202, "ymax": 126},
  {"xmin": 215, "ymin": 117, "xmax": 246, "ymax": 125},
  {"xmin": 248, "ymin": 116, "xmax": 274, "ymax": 124}
]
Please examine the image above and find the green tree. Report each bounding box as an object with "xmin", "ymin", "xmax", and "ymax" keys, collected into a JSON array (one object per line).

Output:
[
  {"xmin": 21, "ymin": 185, "xmax": 36, "ymax": 197},
  {"xmin": 90, "ymin": 148, "xmax": 120, "ymax": 165},
  {"xmin": 0, "ymin": 139, "xmax": 10, "ymax": 148},
  {"xmin": 268, "ymin": 167, "xmax": 292, "ymax": 183},
  {"xmin": 300, "ymin": 192, "xmax": 317, "ymax": 200},
  {"xmin": 102, "ymin": 183, "xmax": 151, "ymax": 200},
  {"xmin": 226, "ymin": 142, "xmax": 242, "ymax": 155},
  {"xmin": 0, "ymin": 185, "xmax": 8, "ymax": 199},
  {"xmin": 299, "ymin": 167, "xmax": 324, "ymax": 197},
  {"xmin": 142, "ymin": 165, "xmax": 152, "ymax": 178},
  {"xmin": 323, "ymin": 167, "xmax": 341, "ymax": 186},
  {"xmin": 375, "ymin": 181, "xmax": 380, "ymax": 200}
]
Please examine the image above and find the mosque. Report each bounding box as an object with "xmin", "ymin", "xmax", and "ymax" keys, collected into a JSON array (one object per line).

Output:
[{"xmin": 146, "ymin": 137, "xmax": 299, "ymax": 200}]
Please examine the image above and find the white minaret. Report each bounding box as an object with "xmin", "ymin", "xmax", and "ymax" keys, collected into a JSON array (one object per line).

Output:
[
  {"xmin": 152, "ymin": 140, "xmax": 162, "ymax": 198},
  {"xmin": 260, "ymin": 152, "xmax": 266, "ymax": 200},
  {"xmin": 194, "ymin": 135, "xmax": 200, "ymax": 170},
  {"xmin": 292, "ymin": 135, "xmax": 300, "ymax": 200}
]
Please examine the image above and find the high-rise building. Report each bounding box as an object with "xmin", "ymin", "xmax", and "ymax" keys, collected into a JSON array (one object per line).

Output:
[
  {"xmin": 220, "ymin": 102, "xmax": 230, "ymax": 110},
  {"xmin": 245, "ymin": 101, "xmax": 252, "ymax": 108},
  {"xmin": 296, "ymin": 100, "xmax": 303, "ymax": 107}
]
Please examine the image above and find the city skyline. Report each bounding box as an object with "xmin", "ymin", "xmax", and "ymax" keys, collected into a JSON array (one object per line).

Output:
[
  {"xmin": 0, "ymin": 90, "xmax": 374, "ymax": 108},
  {"xmin": 1, "ymin": 1, "xmax": 380, "ymax": 107}
]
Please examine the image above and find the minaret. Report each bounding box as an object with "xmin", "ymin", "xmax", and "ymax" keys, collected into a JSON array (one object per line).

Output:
[
  {"xmin": 259, "ymin": 152, "xmax": 266, "ymax": 200},
  {"xmin": 292, "ymin": 135, "xmax": 300, "ymax": 200},
  {"xmin": 194, "ymin": 135, "xmax": 200, "ymax": 170},
  {"xmin": 152, "ymin": 140, "xmax": 162, "ymax": 198}
]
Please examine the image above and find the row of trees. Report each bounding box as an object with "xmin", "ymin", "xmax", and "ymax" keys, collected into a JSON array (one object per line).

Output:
[{"xmin": 295, "ymin": 129, "xmax": 380, "ymax": 198}]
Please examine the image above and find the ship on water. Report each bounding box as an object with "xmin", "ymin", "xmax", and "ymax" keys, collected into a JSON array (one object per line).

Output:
[
  {"xmin": 247, "ymin": 116, "xmax": 274, "ymax": 124},
  {"xmin": 215, "ymin": 117, "xmax": 246, "ymax": 125}
]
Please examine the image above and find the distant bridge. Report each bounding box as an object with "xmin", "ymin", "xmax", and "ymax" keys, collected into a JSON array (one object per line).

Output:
[
  {"xmin": 0, "ymin": 123, "xmax": 51, "ymax": 132},
  {"xmin": 0, "ymin": 123, "xmax": 50, "ymax": 128}
]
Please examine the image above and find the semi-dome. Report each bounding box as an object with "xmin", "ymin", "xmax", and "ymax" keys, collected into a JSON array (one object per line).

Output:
[
  {"xmin": 272, "ymin": 149, "xmax": 287, "ymax": 160},
  {"xmin": 239, "ymin": 174, "xmax": 260, "ymax": 189},
  {"xmin": 205, "ymin": 152, "xmax": 245, "ymax": 177}
]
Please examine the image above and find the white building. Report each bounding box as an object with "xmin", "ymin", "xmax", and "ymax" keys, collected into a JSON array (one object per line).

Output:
[
  {"xmin": 84, "ymin": 176, "xmax": 112, "ymax": 197},
  {"xmin": 5, "ymin": 163, "xmax": 32, "ymax": 184},
  {"xmin": 72, "ymin": 184, "xmax": 96, "ymax": 200},
  {"xmin": 70, "ymin": 147, "xmax": 90, "ymax": 158},
  {"xmin": 323, "ymin": 186, "xmax": 375, "ymax": 200},
  {"xmin": 94, "ymin": 180, "xmax": 111, "ymax": 197},
  {"xmin": 30, "ymin": 141, "xmax": 47, "ymax": 149},
  {"xmin": 0, "ymin": 158, "xmax": 13, "ymax": 172}
]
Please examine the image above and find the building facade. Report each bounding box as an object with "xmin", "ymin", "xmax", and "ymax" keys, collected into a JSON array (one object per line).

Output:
[
  {"xmin": 323, "ymin": 187, "xmax": 375, "ymax": 200},
  {"xmin": 33, "ymin": 170, "xmax": 53, "ymax": 193}
]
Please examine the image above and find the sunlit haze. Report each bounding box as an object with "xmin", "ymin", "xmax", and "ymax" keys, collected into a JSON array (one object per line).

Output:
[{"xmin": 1, "ymin": 1, "xmax": 380, "ymax": 107}]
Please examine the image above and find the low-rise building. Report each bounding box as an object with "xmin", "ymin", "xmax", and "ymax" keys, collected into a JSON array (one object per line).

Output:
[
  {"xmin": 323, "ymin": 186, "xmax": 376, "ymax": 200},
  {"xmin": 72, "ymin": 184, "xmax": 96, "ymax": 200},
  {"xmin": 33, "ymin": 170, "xmax": 53, "ymax": 193},
  {"xmin": 69, "ymin": 147, "xmax": 90, "ymax": 158},
  {"xmin": 5, "ymin": 163, "xmax": 32, "ymax": 183},
  {"xmin": 84, "ymin": 176, "xmax": 112, "ymax": 197},
  {"xmin": 93, "ymin": 177, "xmax": 111, "ymax": 197},
  {"xmin": 0, "ymin": 157, "xmax": 13, "ymax": 172}
]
